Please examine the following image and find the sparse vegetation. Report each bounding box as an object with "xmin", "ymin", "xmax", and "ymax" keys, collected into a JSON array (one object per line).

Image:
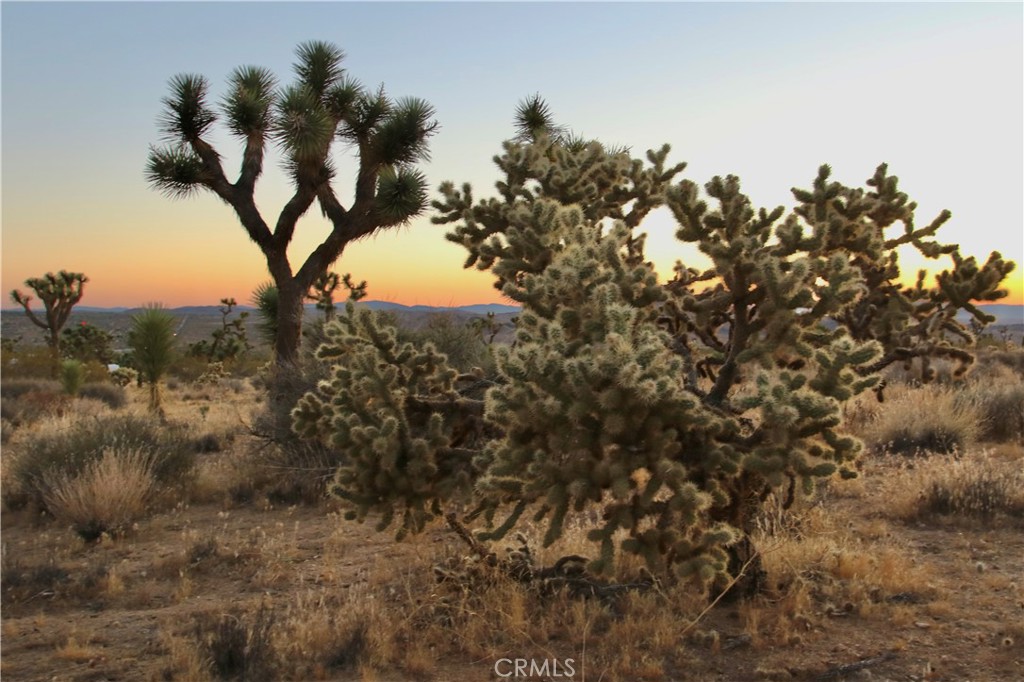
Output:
[
  {"xmin": 61, "ymin": 322, "xmax": 115, "ymax": 365},
  {"xmin": 2, "ymin": 40, "xmax": 1021, "ymax": 682},
  {"xmin": 893, "ymin": 449, "xmax": 1024, "ymax": 523},
  {"xmin": 864, "ymin": 383, "xmax": 981, "ymax": 455},
  {"xmin": 5, "ymin": 413, "xmax": 196, "ymax": 513}
]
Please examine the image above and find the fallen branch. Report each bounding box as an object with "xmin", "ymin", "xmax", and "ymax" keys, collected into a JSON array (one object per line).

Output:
[
  {"xmin": 442, "ymin": 513, "xmax": 656, "ymax": 602},
  {"xmin": 815, "ymin": 650, "xmax": 897, "ymax": 681}
]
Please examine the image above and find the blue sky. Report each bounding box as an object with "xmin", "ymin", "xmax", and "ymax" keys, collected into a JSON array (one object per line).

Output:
[{"xmin": 3, "ymin": 2, "xmax": 1022, "ymax": 306}]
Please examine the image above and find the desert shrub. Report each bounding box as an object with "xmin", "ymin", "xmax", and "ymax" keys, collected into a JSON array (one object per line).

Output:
[
  {"xmin": 7, "ymin": 413, "xmax": 195, "ymax": 512},
  {"xmin": 864, "ymin": 385, "xmax": 980, "ymax": 455},
  {"xmin": 171, "ymin": 354, "xmax": 215, "ymax": 383},
  {"xmin": 61, "ymin": 322, "xmax": 115, "ymax": 364},
  {"xmin": 195, "ymin": 361, "xmax": 229, "ymax": 385},
  {"xmin": 109, "ymin": 366, "xmax": 138, "ymax": 387},
  {"xmin": 129, "ymin": 305, "xmax": 176, "ymax": 413},
  {"xmin": 193, "ymin": 604, "xmax": 277, "ymax": 681},
  {"xmin": 0, "ymin": 378, "xmax": 60, "ymax": 400},
  {"xmin": 222, "ymin": 378, "xmax": 246, "ymax": 394},
  {"xmin": 983, "ymin": 348, "xmax": 1024, "ymax": 376},
  {"xmin": 0, "ymin": 345, "xmax": 59, "ymax": 379},
  {"xmin": 0, "ymin": 384, "xmax": 69, "ymax": 433},
  {"xmin": 77, "ymin": 382, "xmax": 127, "ymax": 410},
  {"xmin": 957, "ymin": 379, "xmax": 1024, "ymax": 443},
  {"xmin": 59, "ymin": 359, "xmax": 85, "ymax": 396},
  {"xmin": 405, "ymin": 312, "xmax": 494, "ymax": 373},
  {"xmin": 41, "ymin": 447, "xmax": 156, "ymax": 540},
  {"xmin": 912, "ymin": 455, "xmax": 1024, "ymax": 522}
]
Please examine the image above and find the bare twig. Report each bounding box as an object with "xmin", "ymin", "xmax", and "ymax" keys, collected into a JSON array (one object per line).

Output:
[{"xmin": 815, "ymin": 651, "xmax": 897, "ymax": 681}]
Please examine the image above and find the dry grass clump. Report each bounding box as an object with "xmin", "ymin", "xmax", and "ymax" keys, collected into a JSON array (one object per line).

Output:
[
  {"xmin": 862, "ymin": 383, "xmax": 979, "ymax": 455},
  {"xmin": 1, "ymin": 553, "xmax": 71, "ymax": 605},
  {"xmin": 191, "ymin": 603, "xmax": 277, "ymax": 681},
  {"xmin": 956, "ymin": 376, "xmax": 1024, "ymax": 444},
  {"xmin": 0, "ymin": 380, "xmax": 69, "ymax": 441},
  {"xmin": 4, "ymin": 412, "xmax": 196, "ymax": 512},
  {"xmin": 78, "ymin": 382, "xmax": 127, "ymax": 410},
  {"xmin": 896, "ymin": 449, "xmax": 1024, "ymax": 523},
  {"xmin": 752, "ymin": 504, "xmax": 936, "ymax": 646},
  {"xmin": 976, "ymin": 347, "xmax": 1024, "ymax": 377},
  {"xmin": 42, "ymin": 447, "xmax": 156, "ymax": 541}
]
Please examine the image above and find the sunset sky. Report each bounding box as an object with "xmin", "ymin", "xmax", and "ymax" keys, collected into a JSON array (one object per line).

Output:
[{"xmin": 2, "ymin": 2, "xmax": 1022, "ymax": 308}]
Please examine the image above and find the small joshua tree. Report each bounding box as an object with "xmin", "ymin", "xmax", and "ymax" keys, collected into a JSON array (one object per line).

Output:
[
  {"xmin": 129, "ymin": 305, "xmax": 177, "ymax": 414},
  {"xmin": 147, "ymin": 41, "xmax": 438, "ymax": 368},
  {"xmin": 294, "ymin": 97, "xmax": 1015, "ymax": 593},
  {"xmin": 10, "ymin": 271, "xmax": 88, "ymax": 376}
]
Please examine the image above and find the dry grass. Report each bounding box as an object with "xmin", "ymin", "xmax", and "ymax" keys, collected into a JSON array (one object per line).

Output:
[
  {"xmin": 41, "ymin": 447, "xmax": 156, "ymax": 541},
  {"xmin": 884, "ymin": 447, "xmax": 1024, "ymax": 523},
  {"xmin": 861, "ymin": 382, "xmax": 980, "ymax": 455},
  {"xmin": 5, "ymin": 345, "xmax": 1024, "ymax": 681}
]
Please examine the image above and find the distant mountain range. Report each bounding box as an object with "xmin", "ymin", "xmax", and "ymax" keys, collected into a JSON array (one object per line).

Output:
[
  {"xmin": 64, "ymin": 301, "xmax": 523, "ymax": 316},
  {"xmin": 44, "ymin": 302, "xmax": 1023, "ymax": 323}
]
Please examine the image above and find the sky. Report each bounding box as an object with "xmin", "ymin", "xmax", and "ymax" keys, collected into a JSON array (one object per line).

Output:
[{"xmin": 2, "ymin": 1, "xmax": 1022, "ymax": 308}]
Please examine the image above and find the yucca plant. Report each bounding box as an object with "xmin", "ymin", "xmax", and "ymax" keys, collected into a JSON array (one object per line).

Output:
[
  {"xmin": 58, "ymin": 359, "xmax": 85, "ymax": 397},
  {"xmin": 129, "ymin": 305, "xmax": 176, "ymax": 414},
  {"xmin": 147, "ymin": 41, "xmax": 438, "ymax": 367},
  {"xmin": 251, "ymin": 281, "xmax": 279, "ymax": 349}
]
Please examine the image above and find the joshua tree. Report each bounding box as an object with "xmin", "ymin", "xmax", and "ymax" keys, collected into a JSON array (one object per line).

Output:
[
  {"xmin": 294, "ymin": 97, "xmax": 1015, "ymax": 595},
  {"xmin": 9, "ymin": 270, "xmax": 88, "ymax": 376},
  {"xmin": 129, "ymin": 305, "xmax": 176, "ymax": 414},
  {"xmin": 146, "ymin": 41, "xmax": 438, "ymax": 367}
]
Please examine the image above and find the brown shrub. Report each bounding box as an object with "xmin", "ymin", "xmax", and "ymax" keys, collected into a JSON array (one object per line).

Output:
[{"xmin": 41, "ymin": 447, "xmax": 156, "ymax": 541}]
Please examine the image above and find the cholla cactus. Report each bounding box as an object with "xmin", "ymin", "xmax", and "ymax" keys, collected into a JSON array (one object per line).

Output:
[
  {"xmin": 110, "ymin": 367, "xmax": 139, "ymax": 388},
  {"xmin": 292, "ymin": 304, "xmax": 478, "ymax": 539},
  {"xmin": 297, "ymin": 97, "xmax": 1015, "ymax": 589}
]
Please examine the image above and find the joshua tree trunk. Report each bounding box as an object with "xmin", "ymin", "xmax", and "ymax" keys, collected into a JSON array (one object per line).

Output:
[{"xmin": 274, "ymin": 280, "xmax": 306, "ymax": 366}]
